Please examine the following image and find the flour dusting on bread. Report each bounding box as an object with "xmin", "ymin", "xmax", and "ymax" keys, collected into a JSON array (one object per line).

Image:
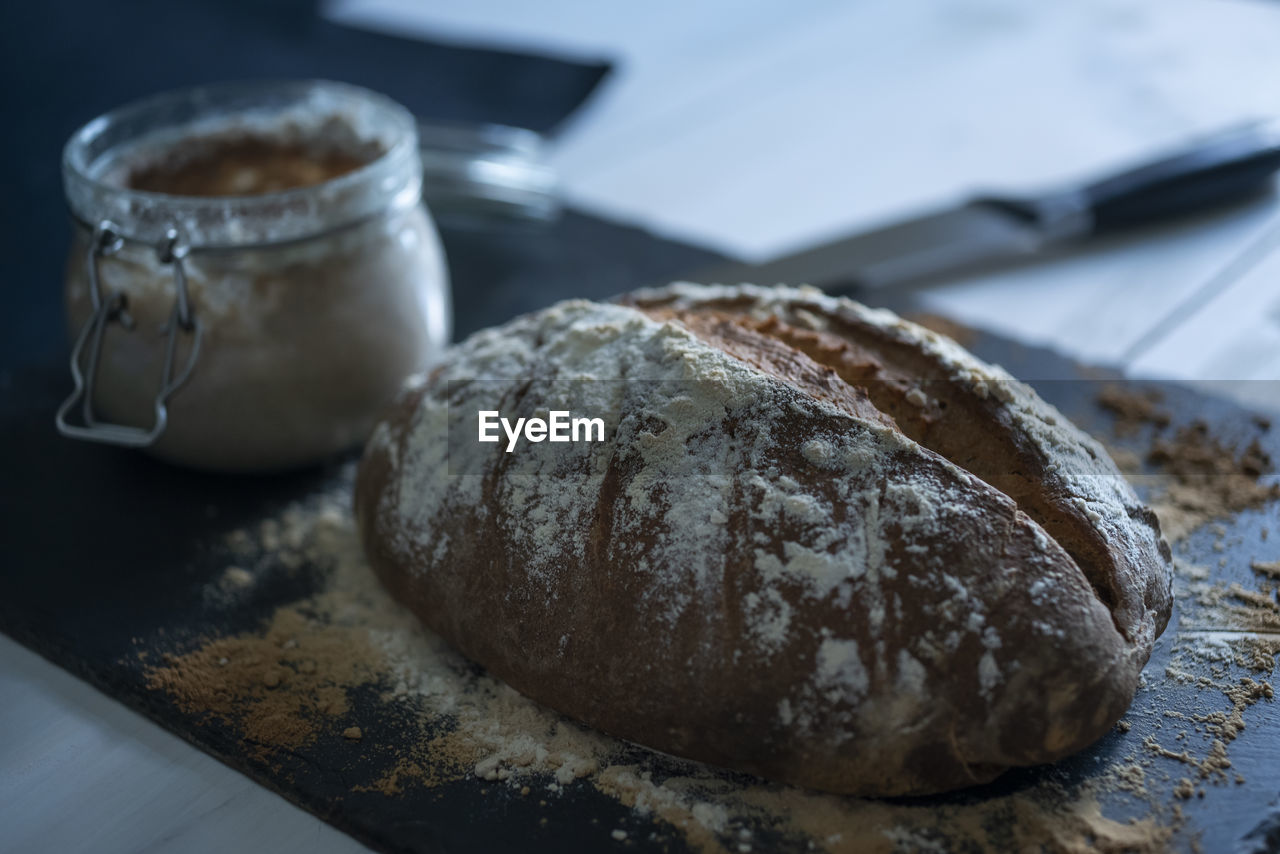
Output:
[{"xmin": 357, "ymin": 284, "xmax": 1172, "ymax": 796}]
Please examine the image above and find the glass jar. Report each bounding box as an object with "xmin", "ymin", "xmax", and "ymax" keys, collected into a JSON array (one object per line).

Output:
[
  {"xmin": 58, "ymin": 80, "xmax": 450, "ymax": 472},
  {"xmin": 416, "ymin": 121, "xmax": 558, "ymax": 225}
]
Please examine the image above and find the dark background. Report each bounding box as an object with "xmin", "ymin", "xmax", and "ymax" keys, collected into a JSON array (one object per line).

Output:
[{"xmin": 0, "ymin": 0, "xmax": 610, "ymax": 370}]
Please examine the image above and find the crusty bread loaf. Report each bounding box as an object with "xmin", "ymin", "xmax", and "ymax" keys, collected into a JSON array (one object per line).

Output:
[{"xmin": 355, "ymin": 283, "xmax": 1172, "ymax": 796}]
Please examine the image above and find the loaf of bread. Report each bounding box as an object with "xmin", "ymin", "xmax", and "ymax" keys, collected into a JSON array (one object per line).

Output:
[{"xmin": 355, "ymin": 283, "xmax": 1172, "ymax": 796}]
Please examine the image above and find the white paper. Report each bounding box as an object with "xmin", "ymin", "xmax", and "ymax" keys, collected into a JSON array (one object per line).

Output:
[{"xmin": 328, "ymin": 0, "xmax": 1280, "ymax": 395}]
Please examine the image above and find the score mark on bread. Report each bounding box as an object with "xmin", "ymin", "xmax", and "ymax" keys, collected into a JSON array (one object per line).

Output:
[{"xmin": 355, "ymin": 283, "xmax": 1172, "ymax": 796}]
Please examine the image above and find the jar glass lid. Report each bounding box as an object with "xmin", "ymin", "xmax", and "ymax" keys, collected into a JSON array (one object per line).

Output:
[{"xmin": 417, "ymin": 121, "xmax": 559, "ymax": 226}]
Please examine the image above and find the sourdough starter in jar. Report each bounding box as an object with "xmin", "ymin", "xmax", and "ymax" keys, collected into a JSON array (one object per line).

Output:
[{"xmin": 61, "ymin": 81, "xmax": 450, "ymax": 471}]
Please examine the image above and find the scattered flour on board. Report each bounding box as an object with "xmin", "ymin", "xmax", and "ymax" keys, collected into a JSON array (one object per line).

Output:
[{"xmin": 140, "ymin": 293, "xmax": 1280, "ymax": 853}]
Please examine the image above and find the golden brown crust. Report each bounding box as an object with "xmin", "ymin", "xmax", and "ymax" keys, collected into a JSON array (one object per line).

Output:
[
  {"xmin": 629, "ymin": 296, "xmax": 1172, "ymax": 650},
  {"xmin": 355, "ymin": 285, "xmax": 1173, "ymax": 796}
]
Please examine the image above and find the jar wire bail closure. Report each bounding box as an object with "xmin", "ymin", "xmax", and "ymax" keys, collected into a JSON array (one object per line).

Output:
[{"xmin": 55, "ymin": 220, "xmax": 202, "ymax": 447}]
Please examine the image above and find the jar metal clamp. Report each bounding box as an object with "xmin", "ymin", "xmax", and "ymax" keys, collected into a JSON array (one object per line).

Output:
[{"xmin": 55, "ymin": 220, "xmax": 202, "ymax": 446}]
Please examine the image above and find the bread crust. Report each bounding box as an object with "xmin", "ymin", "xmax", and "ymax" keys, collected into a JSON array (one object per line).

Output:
[{"xmin": 355, "ymin": 284, "xmax": 1173, "ymax": 796}]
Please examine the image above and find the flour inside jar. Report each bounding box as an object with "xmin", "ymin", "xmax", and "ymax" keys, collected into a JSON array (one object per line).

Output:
[
  {"xmin": 60, "ymin": 81, "xmax": 451, "ymax": 471},
  {"xmin": 125, "ymin": 131, "xmax": 380, "ymax": 197}
]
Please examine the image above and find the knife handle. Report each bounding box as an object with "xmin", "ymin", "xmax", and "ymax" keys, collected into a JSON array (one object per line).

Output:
[
  {"xmin": 981, "ymin": 123, "xmax": 1280, "ymax": 240},
  {"xmin": 1081, "ymin": 123, "xmax": 1280, "ymax": 235}
]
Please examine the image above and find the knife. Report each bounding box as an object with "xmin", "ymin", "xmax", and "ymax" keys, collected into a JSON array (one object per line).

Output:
[{"xmin": 682, "ymin": 121, "xmax": 1280, "ymax": 292}]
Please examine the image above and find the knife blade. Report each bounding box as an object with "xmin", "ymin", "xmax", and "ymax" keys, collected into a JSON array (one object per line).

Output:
[{"xmin": 682, "ymin": 121, "xmax": 1280, "ymax": 292}]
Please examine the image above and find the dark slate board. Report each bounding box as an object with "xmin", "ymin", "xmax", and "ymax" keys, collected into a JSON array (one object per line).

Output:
[{"xmin": 2, "ymin": 206, "xmax": 1279, "ymax": 853}]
